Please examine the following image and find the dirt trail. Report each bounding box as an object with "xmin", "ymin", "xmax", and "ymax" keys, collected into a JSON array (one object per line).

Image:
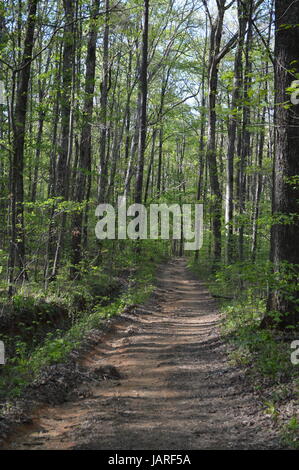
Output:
[{"xmin": 2, "ymin": 258, "xmax": 280, "ymax": 450}]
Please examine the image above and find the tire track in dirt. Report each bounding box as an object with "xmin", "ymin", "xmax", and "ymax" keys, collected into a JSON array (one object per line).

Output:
[{"xmin": 2, "ymin": 258, "xmax": 281, "ymax": 449}]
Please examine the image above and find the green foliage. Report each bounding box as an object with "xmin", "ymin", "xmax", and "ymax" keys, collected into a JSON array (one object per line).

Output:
[
  {"xmin": 264, "ymin": 400, "xmax": 279, "ymax": 423},
  {"xmin": 282, "ymin": 415, "xmax": 299, "ymax": 448},
  {"xmin": 0, "ymin": 243, "xmax": 166, "ymax": 400},
  {"xmin": 206, "ymin": 259, "xmax": 299, "ymax": 381},
  {"xmin": 190, "ymin": 252, "xmax": 299, "ymax": 448}
]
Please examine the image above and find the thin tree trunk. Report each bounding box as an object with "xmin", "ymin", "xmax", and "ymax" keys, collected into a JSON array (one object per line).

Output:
[
  {"xmin": 8, "ymin": 0, "xmax": 39, "ymax": 293},
  {"xmin": 238, "ymin": 1, "xmax": 253, "ymax": 262},
  {"xmin": 98, "ymin": 0, "xmax": 110, "ymax": 202},
  {"xmin": 49, "ymin": 0, "xmax": 75, "ymax": 280},
  {"xmin": 225, "ymin": 0, "xmax": 247, "ymax": 263},
  {"xmin": 144, "ymin": 128, "xmax": 157, "ymax": 203},
  {"xmin": 135, "ymin": 0, "xmax": 149, "ymax": 204},
  {"xmin": 70, "ymin": 0, "xmax": 100, "ymax": 279}
]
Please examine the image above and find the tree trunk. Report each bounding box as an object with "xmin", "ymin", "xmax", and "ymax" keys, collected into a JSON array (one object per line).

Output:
[
  {"xmin": 238, "ymin": 1, "xmax": 253, "ymax": 262},
  {"xmin": 225, "ymin": 0, "xmax": 247, "ymax": 263},
  {"xmin": 263, "ymin": 0, "xmax": 299, "ymax": 328},
  {"xmin": 98, "ymin": 0, "xmax": 110, "ymax": 203},
  {"xmin": 205, "ymin": 0, "xmax": 226, "ymax": 264},
  {"xmin": 70, "ymin": 0, "xmax": 100, "ymax": 279},
  {"xmin": 49, "ymin": 0, "xmax": 75, "ymax": 280},
  {"xmin": 8, "ymin": 0, "xmax": 39, "ymax": 292},
  {"xmin": 135, "ymin": 0, "xmax": 149, "ymax": 204}
]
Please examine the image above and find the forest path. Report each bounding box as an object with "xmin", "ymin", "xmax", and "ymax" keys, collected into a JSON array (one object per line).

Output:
[{"xmin": 3, "ymin": 258, "xmax": 279, "ymax": 450}]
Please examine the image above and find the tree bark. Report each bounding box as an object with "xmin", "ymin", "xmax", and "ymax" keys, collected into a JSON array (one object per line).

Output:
[
  {"xmin": 135, "ymin": 0, "xmax": 149, "ymax": 204},
  {"xmin": 8, "ymin": 0, "xmax": 39, "ymax": 292},
  {"xmin": 263, "ymin": 0, "xmax": 299, "ymax": 328},
  {"xmin": 70, "ymin": 0, "xmax": 100, "ymax": 279},
  {"xmin": 98, "ymin": 0, "xmax": 110, "ymax": 203},
  {"xmin": 225, "ymin": 0, "xmax": 247, "ymax": 263},
  {"xmin": 204, "ymin": 0, "xmax": 234, "ymax": 265}
]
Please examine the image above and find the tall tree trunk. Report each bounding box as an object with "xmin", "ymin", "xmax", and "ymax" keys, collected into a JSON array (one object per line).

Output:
[
  {"xmin": 56, "ymin": 0, "xmax": 74, "ymax": 199},
  {"xmin": 0, "ymin": 1, "xmax": 7, "ymax": 250},
  {"xmin": 238, "ymin": 1, "xmax": 253, "ymax": 262},
  {"xmin": 204, "ymin": 0, "xmax": 234, "ymax": 265},
  {"xmin": 31, "ymin": 77, "xmax": 46, "ymax": 202},
  {"xmin": 70, "ymin": 0, "xmax": 100, "ymax": 279},
  {"xmin": 144, "ymin": 128, "xmax": 157, "ymax": 203},
  {"xmin": 135, "ymin": 0, "xmax": 149, "ymax": 204},
  {"xmin": 8, "ymin": 0, "xmax": 39, "ymax": 293},
  {"xmin": 196, "ymin": 16, "xmax": 208, "ymax": 205},
  {"xmin": 157, "ymin": 68, "xmax": 170, "ymax": 196},
  {"xmin": 49, "ymin": 0, "xmax": 75, "ymax": 280},
  {"xmin": 251, "ymin": 112, "xmax": 265, "ymax": 261},
  {"xmin": 225, "ymin": 0, "xmax": 247, "ymax": 263},
  {"xmin": 263, "ymin": 0, "xmax": 299, "ymax": 328},
  {"xmin": 98, "ymin": 0, "xmax": 110, "ymax": 202}
]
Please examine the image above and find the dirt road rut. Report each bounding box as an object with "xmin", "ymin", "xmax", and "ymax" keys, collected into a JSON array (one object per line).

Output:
[{"xmin": 3, "ymin": 258, "xmax": 280, "ymax": 449}]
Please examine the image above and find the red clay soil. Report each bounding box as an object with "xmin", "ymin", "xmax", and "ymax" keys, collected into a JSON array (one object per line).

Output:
[{"xmin": 2, "ymin": 258, "xmax": 281, "ymax": 450}]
